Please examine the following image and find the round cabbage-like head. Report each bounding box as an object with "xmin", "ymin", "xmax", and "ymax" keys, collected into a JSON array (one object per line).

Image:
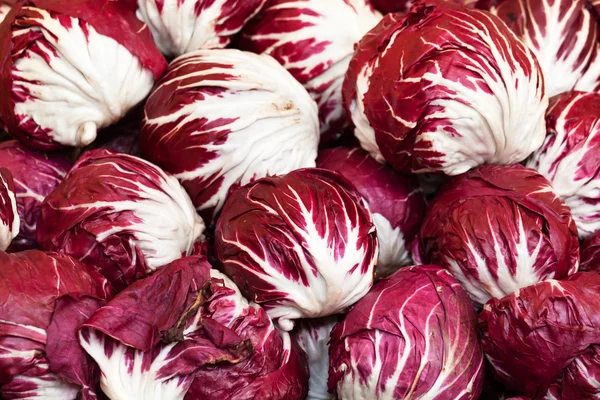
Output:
[
  {"xmin": 141, "ymin": 49, "xmax": 319, "ymax": 224},
  {"xmin": 135, "ymin": 0, "xmax": 268, "ymax": 58},
  {"xmin": 79, "ymin": 256, "xmax": 309, "ymax": 400},
  {"xmin": 0, "ymin": 250, "xmax": 111, "ymax": 400},
  {"xmin": 0, "ymin": 140, "xmax": 72, "ymax": 251},
  {"xmin": 491, "ymin": 0, "xmax": 600, "ymax": 97},
  {"xmin": 526, "ymin": 91, "xmax": 600, "ymax": 239},
  {"xmin": 480, "ymin": 272, "xmax": 600, "ymax": 398},
  {"xmin": 215, "ymin": 168, "xmax": 378, "ymax": 331},
  {"xmin": 0, "ymin": 167, "xmax": 19, "ymax": 251},
  {"xmin": 37, "ymin": 149, "xmax": 205, "ymax": 291},
  {"xmin": 328, "ymin": 265, "xmax": 484, "ymax": 399},
  {"xmin": 343, "ymin": 1, "xmax": 547, "ymax": 175},
  {"xmin": 418, "ymin": 164, "xmax": 580, "ymax": 307},
  {"xmin": 293, "ymin": 316, "xmax": 340, "ymax": 400},
  {"xmin": 317, "ymin": 147, "xmax": 425, "ymax": 277},
  {"xmin": 0, "ymin": 0, "xmax": 167, "ymax": 150},
  {"xmin": 238, "ymin": 0, "xmax": 381, "ymax": 143}
]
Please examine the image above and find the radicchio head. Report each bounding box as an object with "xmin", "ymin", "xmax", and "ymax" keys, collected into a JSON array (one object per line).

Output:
[
  {"xmin": 134, "ymin": 0, "xmax": 268, "ymax": 58},
  {"xmin": 317, "ymin": 147, "xmax": 425, "ymax": 277},
  {"xmin": 526, "ymin": 91, "xmax": 600, "ymax": 239},
  {"xmin": 141, "ymin": 49, "xmax": 319, "ymax": 224},
  {"xmin": 0, "ymin": 140, "xmax": 71, "ymax": 251},
  {"xmin": 0, "ymin": 250, "xmax": 112, "ymax": 399},
  {"xmin": 328, "ymin": 265, "xmax": 484, "ymax": 399},
  {"xmin": 238, "ymin": 0, "xmax": 381, "ymax": 143},
  {"xmin": 215, "ymin": 168, "xmax": 378, "ymax": 331},
  {"xmin": 344, "ymin": 1, "xmax": 547, "ymax": 175},
  {"xmin": 0, "ymin": 0, "xmax": 167, "ymax": 150},
  {"xmin": 418, "ymin": 164, "xmax": 580, "ymax": 307},
  {"xmin": 491, "ymin": 0, "xmax": 600, "ymax": 97},
  {"xmin": 37, "ymin": 149, "xmax": 205, "ymax": 291},
  {"xmin": 0, "ymin": 167, "xmax": 18, "ymax": 251},
  {"xmin": 79, "ymin": 256, "xmax": 309, "ymax": 400},
  {"xmin": 480, "ymin": 272, "xmax": 600, "ymax": 399}
]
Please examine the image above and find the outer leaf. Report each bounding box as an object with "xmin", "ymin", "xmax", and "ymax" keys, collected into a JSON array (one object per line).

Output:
[
  {"xmin": 419, "ymin": 164, "xmax": 579, "ymax": 307},
  {"xmin": 37, "ymin": 149, "xmax": 205, "ymax": 291},
  {"xmin": 527, "ymin": 91, "xmax": 600, "ymax": 239},
  {"xmin": 480, "ymin": 272, "xmax": 600, "ymax": 399},
  {"xmin": 328, "ymin": 265, "xmax": 484, "ymax": 399},
  {"xmin": 0, "ymin": 250, "xmax": 111, "ymax": 399},
  {"xmin": 185, "ymin": 270, "xmax": 309, "ymax": 400},
  {"xmin": 317, "ymin": 147, "xmax": 425, "ymax": 277},
  {"xmin": 45, "ymin": 295, "xmax": 107, "ymax": 400},
  {"xmin": 238, "ymin": 0, "xmax": 381, "ymax": 142},
  {"xmin": 343, "ymin": 1, "xmax": 547, "ymax": 175},
  {"xmin": 215, "ymin": 168, "xmax": 378, "ymax": 331},
  {"xmin": 0, "ymin": 0, "xmax": 167, "ymax": 150},
  {"xmin": 140, "ymin": 49, "xmax": 319, "ymax": 224}
]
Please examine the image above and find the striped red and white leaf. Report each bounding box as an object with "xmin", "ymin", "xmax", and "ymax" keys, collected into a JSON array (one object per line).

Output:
[
  {"xmin": 135, "ymin": 0, "xmax": 268, "ymax": 57},
  {"xmin": 37, "ymin": 149, "xmax": 205, "ymax": 291},
  {"xmin": 0, "ymin": 251, "xmax": 112, "ymax": 400},
  {"xmin": 328, "ymin": 266, "xmax": 484, "ymax": 399},
  {"xmin": 141, "ymin": 49, "xmax": 319, "ymax": 224},
  {"xmin": 480, "ymin": 272, "xmax": 600, "ymax": 399},
  {"xmin": 419, "ymin": 164, "xmax": 579, "ymax": 307},
  {"xmin": 343, "ymin": 1, "xmax": 547, "ymax": 175},
  {"xmin": 317, "ymin": 147, "xmax": 426, "ymax": 277},
  {"xmin": 491, "ymin": 0, "xmax": 600, "ymax": 97},
  {"xmin": 0, "ymin": 167, "xmax": 19, "ymax": 251},
  {"xmin": 215, "ymin": 168, "xmax": 378, "ymax": 331},
  {"xmin": 0, "ymin": 0, "xmax": 167, "ymax": 150},
  {"xmin": 238, "ymin": 0, "xmax": 382, "ymax": 142},
  {"xmin": 527, "ymin": 91, "xmax": 600, "ymax": 239}
]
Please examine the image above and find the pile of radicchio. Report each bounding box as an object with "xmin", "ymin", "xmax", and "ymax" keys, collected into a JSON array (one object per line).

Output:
[{"xmin": 0, "ymin": 0, "xmax": 598, "ymax": 398}]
